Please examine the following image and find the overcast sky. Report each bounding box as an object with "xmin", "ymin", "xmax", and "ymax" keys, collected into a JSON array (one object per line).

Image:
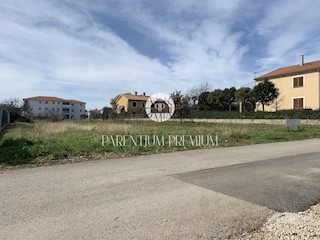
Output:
[{"xmin": 1, "ymin": 0, "xmax": 320, "ymax": 109}]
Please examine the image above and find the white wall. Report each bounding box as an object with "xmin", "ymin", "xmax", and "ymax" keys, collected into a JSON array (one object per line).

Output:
[
  {"xmin": 69, "ymin": 102, "xmax": 86, "ymax": 120},
  {"xmin": 26, "ymin": 99, "xmax": 86, "ymax": 120}
]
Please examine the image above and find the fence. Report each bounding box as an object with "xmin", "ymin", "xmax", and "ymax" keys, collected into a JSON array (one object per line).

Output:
[{"xmin": 0, "ymin": 108, "xmax": 10, "ymax": 128}]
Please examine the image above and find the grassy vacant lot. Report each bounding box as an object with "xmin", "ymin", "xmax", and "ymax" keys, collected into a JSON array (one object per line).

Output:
[{"xmin": 1, "ymin": 120, "xmax": 320, "ymax": 168}]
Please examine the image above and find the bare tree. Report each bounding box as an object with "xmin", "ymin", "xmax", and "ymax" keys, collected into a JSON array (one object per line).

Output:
[
  {"xmin": 171, "ymin": 90, "xmax": 190, "ymax": 122},
  {"xmin": 272, "ymin": 92, "xmax": 285, "ymax": 111},
  {"xmin": 187, "ymin": 81, "xmax": 211, "ymax": 108}
]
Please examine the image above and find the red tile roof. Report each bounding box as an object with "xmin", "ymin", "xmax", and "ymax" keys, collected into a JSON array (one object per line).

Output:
[
  {"xmin": 122, "ymin": 94, "xmax": 150, "ymax": 101},
  {"xmin": 24, "ymin": 96, "xmax": 85, "ymax": 104},
  {"xmin": 66, "ymin": 99, "xmax": 86, "ymax": 104},
  {"xmin": 255, "ymin": 60, "xmax": 320, "ymax": 80}
]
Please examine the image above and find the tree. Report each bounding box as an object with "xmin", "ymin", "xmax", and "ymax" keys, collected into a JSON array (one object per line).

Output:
[
  {"xmin": 110, "ymin": 94, "xmax": 121, "ymax": 109},
  {"xmin": 187, "ymin": 81, "xmax": 211, "ymax": 108},
  {"xmin": 207, "ymin": 89, "xmax": 223, "ymax": 110},
  {"xmin": 235, "ymin": 87, "xmax": 255, "ymax": 112},
  {"xmin": 0, "ymin": 98, "xmax": 23, "ymax": 122},
  {"xmin": 101, "ymin": 107, "xmax": 109, "ymax": 120},
  {"xmin": 21, "ymin": 100, "xmax": 33, "ymax": 120},
  {"xmin": 171, "ymin": 90, "xmax": 190, "ymax": 122},
  {"xmin": 198, "ymin": 81, "xmax": 211, "ymax": 93},
  {"xmin": 198, "ymin": 91, "xmax": 210, "ymax": 110},
  {"xmin": 89, "ymin": 110, "xmax": 102, "ymax": 119},
  {"xmin": 187, "ymin": 87, "xmax": 198, "ymax": 107},
  {"xmin": 220, "ymin": 87, "xmax": 236, "ymax": 111},
  {"xmin": 272, "ymin": 92, "xmax": 285, "ymax": 111},
  {"xmin": 253, "ymin": 80, "xmax": 279, "ymax": 111}
]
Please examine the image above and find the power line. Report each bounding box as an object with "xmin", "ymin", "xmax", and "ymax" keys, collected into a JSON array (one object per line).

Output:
[{"xmin": 241, "ymin": 81, "xmax": 255, "ymax": 88}]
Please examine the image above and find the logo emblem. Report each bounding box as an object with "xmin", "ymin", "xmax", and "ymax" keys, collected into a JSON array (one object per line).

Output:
[{"xmin": 145, "ymin": 93, "xmax": 175, "ymax": 122}]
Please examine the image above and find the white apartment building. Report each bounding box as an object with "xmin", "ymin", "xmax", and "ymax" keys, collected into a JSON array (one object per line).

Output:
[{"xmin": 23, "ymin": 96, "xmax": 86, "ymax": 120}]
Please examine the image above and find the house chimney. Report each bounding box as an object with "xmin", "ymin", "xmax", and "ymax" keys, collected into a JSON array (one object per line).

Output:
[
  {"xmin": 135, "ymin": 91, "xmax": 137, "ymax": 95},
  {"xmin": 143, "ymin": 92, "xmax": 145, "ymax": 96},
  {"xmin": 300, "ymin": 54, "xmax": 304, "ymax": 66}
]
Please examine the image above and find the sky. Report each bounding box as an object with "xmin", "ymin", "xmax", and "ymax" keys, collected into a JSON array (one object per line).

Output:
[{"xmin": 1, "ymin": 0, "xmax": 320, "ymax": 110}]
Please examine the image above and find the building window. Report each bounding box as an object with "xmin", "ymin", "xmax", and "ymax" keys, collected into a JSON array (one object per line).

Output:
[
  {"xmin": 53, "ymin": 102, "xmax": 55, "ymax": 104},
  {"xmin": 293, "ymin": 76, "xmax": 304, "ymax": 88},
  {"xmin": 132, "ymin": 101, "xmax": 137, "ymax": 107},
  {"xmin": 45, "ymin": 101, "xmax": 48, "ymax": 104},
  {"xmin": 80, "ymin": 110, "xmax": 82, "ymax": 112},
  {"xmin": 58, "ymin": 102, "xmax": 60, "ymax": 105},
  {"xmin": 71, "ymin": 109, "xmax": 74, "ymax": 112},
  {"xmin": 80, "ymin": 104, "xmax": 82, "ymax": 106},
  {"xmin": 39, "ymin": 101, "xmax": 41, "ymax": 104},
  {"xmin": 45, "ymin": 108, "xmax": 48, "ymax": 110},
  {"xmin": 293, "ymin": 98, "xmax": 304, "ymax": 110},
  {"xmin": 52, "ymin": 108, "xmax": 55, "ymax": 111},
  {"xmin": 142, "ymin": 103, "xmax": 145, "ymax": 107},
  {"xmin": 39, "ymin": 108, "xmax": 41, "ymax": 110}
]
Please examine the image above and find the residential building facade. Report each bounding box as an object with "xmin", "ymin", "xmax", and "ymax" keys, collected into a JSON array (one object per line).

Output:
[
  {"xmin": 23, "ymin": 96, "xmax": 86, "ymax": 120},
  {"xmin": 255, "ymin": 56, "xmax": 320, "ymax": 111},
  {"xmin": 116, "ymin": 92, "xmax": 149, "ymax": 114}
]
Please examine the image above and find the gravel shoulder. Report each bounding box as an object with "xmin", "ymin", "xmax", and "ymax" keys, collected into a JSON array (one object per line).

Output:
[{"xmin": 243, "ymin": 204, "xmax": 320, "ymax": 240}]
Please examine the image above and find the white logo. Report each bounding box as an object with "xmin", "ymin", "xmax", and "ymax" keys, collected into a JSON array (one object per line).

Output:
[{"xmin": 145, "ymin": 93, "xmax": 175, "ymax": 122}]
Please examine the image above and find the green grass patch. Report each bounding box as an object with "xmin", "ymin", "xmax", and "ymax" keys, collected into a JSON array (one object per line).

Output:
[{"xmin": 1, "ymin": 120, "xmax": 320, "ymax": 168}]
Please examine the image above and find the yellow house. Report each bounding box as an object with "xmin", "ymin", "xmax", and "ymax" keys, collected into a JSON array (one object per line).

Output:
[
  {"xmin": 255, "ymin": 56, "xmax": 320, "ymax": 111},
  {"xmin": 116, "ymin": 92, "xmax": 149, "ymax": 114}
]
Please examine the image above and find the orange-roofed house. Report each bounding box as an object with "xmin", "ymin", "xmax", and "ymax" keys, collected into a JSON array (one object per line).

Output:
[
  {"xmin": 23, "ymin": 96, "xmax": 86, "ymax": 120},
  {"xmin": 255, "ymin": 55, "xmax": 320, "ymax": 111},
  {"xmin": 116, "ymin": 92, "xmax": 149, "ymax": 114}
]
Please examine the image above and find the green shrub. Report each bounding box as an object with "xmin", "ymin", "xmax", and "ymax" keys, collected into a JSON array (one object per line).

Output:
[{"xmin": 189, "ymin": 109, "xmax": 320, "ymax": 119}]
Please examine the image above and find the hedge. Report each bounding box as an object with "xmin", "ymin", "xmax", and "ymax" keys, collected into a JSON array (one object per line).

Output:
[{"xmin": 187, "ymin": 109, "xmax": 320, "ymax": 119}]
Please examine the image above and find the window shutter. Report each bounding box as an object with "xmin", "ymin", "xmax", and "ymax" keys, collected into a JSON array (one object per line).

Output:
[
  {"xmin": 299, "ymin": 77, "xmax": 303, "ymax": 87},
  {"xmin": 293, "ymin": 98, "xmax": 304, "ymax": 109},
  {"xmin": 293, "ymin": 77, "xmax": 304, "ymax": 88}
]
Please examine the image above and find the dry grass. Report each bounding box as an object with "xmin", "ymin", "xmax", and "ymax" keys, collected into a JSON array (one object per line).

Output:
[
  {"xmin": 219, "ymin": 125, "xmax": 250, "ymax": 137},
  {"xmin": 36, "ymin": 121, "xmax": 134, "ymax": 134}
]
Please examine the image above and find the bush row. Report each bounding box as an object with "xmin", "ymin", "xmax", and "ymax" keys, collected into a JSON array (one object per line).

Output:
[{"xmin": 187, "ymin": 109, "xmax": 320, "ymax": 119}]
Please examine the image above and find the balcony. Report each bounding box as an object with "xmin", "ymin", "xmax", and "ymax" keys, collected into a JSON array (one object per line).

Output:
[
  {"xmin": 62, "ymin": 108, "xmax": 70, "ymax": 114},
  {"xmin": 62, "ymin": 102, "xmax": 71, "ymax": 108}
]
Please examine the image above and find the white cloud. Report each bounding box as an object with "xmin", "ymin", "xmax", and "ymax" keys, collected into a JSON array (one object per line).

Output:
[
  {"xmin": 0, "ymin": 0, "xmax": 178, "ymax": 109},
  {"xmin": 2, "ymin": 0, "xmax": 319, "ymax": 109},
  {"xmin": 84, "ymin": 0, "xmax": 253, "ymax": 87},
  {"xmin": 255, "ymin": 0, "xmax": 320, "ymax": 72}
]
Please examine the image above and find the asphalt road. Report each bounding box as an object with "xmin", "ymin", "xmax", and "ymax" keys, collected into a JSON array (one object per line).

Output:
[
  {"xmin": 1, "ymin": 139, "xmax": 320, "ymax": 240},
  {"xmin": 174, "ymin": 152, "xmax": 320, "ymax": 212}
]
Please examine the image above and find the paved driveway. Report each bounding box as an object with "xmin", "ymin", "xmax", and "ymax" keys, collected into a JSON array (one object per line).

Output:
[{"xmin": 1, "ymin": 139, "xmax": 320, "ymax": 239}]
